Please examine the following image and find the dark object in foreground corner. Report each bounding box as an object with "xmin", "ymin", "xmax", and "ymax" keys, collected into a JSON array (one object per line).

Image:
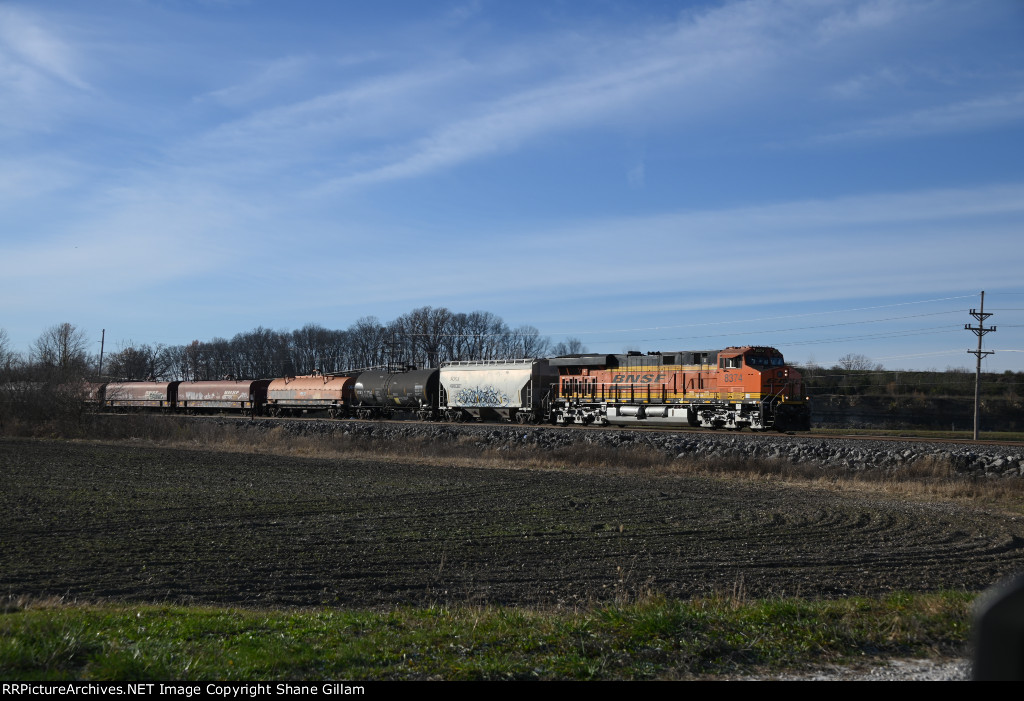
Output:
[{"xmin": 973, "ymin": 572, "xmax": 1024, "ymax": 680}]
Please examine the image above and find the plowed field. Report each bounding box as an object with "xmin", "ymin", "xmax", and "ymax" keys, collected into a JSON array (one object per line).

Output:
[{"xmin": 3, "ymin": 438, "xmax": 1023, "ymax": 608}]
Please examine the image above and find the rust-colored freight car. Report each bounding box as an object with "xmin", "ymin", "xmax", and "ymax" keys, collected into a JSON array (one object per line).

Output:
[
  {"xmin": 103, "ymin": 381, "xmax": 180, "ymax": 410},
  {"xmin": 266, "ymin": 372, "xmax": 356, "ymax": 418},
  {"xmin": 177, "ymin": 379, "xmax": 271, "ymax": 415}
]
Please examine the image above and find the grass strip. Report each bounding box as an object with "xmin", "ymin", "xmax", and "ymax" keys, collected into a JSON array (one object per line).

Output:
[
  {"xmin": 809, "ymin": 428, "xmax": 1024, "ymax": 442},
  {"xmin": 1, "ymin": 592, "xmax": 972, "ymax": 681}
]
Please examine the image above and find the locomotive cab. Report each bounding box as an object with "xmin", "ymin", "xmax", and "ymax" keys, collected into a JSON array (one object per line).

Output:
[
  {"xmin": 718, "ymin": 346, "xmax": 809, "ymax": 431},
  {"xmin": 727, "ymin": 347, "xmax": 803, "ymax": 402}
]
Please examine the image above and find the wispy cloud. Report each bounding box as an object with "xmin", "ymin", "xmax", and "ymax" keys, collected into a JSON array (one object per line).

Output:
[
  {"xmin": 0, "ymin": 180, "xmax": 265, "ymax": 316},
  {"xmin": 317, "ymin": 182, "xmax": 1024, "ymax": 311},
  {"xmin": 826, "ymin": 67, "xmax": 904, "ymax": 100},
  {"xmin": 189, "ymin": 60, "xmax": 480, "ymax": 166},
  {"xmin": 0, "ymin": 6, "xmax": 90, "ymax": 91},
  {"xmin": 0, "ymin": 5, "xmax": 99, "ymax": 140},
  {"xmin": 198, "ymin": 55, "xmax": 313, "ymax": 108},
  {"xmin": 62, "ymin": 0, "xmax": 1009, "ymax": 199},
  {"xmin": 812, "ymin": 88, "xmax": 1024, "ymax": 143},
  {"xmin": 311, "ymin": 7, "xmax": 775, "ymax": 191},
  {"xmin": 0, "ymin": 156, "xmax": 83, "ymax": 204},
  {"xmin": 303, "ymin": 0, "xmax": 980, "ymax": 192}
]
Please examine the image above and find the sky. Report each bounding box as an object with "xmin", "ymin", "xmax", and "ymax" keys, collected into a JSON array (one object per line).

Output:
[{"xmin": 1, "ymin": 0, "xmax": 1023, "ymax": 372}]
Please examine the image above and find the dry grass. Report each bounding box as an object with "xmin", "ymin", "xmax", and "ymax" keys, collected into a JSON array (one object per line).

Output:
[{"xmin": 59, "ymin": 414, "xmax": 1024, "ymax": 512}]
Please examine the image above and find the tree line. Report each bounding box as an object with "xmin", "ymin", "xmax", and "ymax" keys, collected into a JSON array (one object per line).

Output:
[
  {"xmin": 797, "ymin": 355, "xmax": 1021, "ymax": 400},
  {"xmin": 1, "ymin": 308, "xmax": 590, "ymax": 383}
]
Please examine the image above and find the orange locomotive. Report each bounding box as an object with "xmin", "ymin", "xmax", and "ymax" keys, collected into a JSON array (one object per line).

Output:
[{"xmin": 549, "ymin": 346, "xmax": 810, "ymax": 431}]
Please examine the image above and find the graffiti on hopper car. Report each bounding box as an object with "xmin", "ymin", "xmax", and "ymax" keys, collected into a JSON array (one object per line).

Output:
[{"xmin": 454, "ymin": 385, "xmax": 511, "ymax": 407}]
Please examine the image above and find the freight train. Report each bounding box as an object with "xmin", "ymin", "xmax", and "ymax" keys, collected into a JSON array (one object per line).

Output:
[{"xmin": 88, "ymin": 345, "xmax": 811, "ymax": 432}]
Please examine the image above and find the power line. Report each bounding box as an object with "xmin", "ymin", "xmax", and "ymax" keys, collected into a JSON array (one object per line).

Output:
[
  {"xmin": 399, "ymin": 312, "xmax": 966, "ymax": 341},
  {"xmin": 552, "ymin": 295, "xmax": 976, "ymax": 337}
]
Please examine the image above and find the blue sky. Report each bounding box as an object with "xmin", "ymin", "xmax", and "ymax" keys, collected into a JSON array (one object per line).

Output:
[{"xmin": 2, "ymin": 0, "xmax": 1023, "ymax": 371}]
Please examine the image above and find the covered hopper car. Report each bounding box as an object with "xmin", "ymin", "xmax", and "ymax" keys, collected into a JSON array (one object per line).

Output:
[{"xmin": 440, "ymin": 358, "xmax": 557, "ymax": 423}]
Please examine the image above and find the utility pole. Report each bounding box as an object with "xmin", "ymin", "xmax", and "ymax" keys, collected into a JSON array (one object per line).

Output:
[
  {"xmin": 97, "ymin": 329, "xmax": 105, "ymax": 380},
  {"xmin": 966, "ymin": 291, "xmax": 995, "ymax": 441}
]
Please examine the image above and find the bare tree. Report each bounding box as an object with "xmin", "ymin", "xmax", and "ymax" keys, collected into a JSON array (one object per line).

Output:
[
  {"xmin": 31, "ymin": 322, "xmax": 90, "ymax": 380},
  {"xmin": 205, "ymin": 337, "xmax": 234, "ymax": 379},
  {"xmin": 156, "ymin": 345, "xmax": 187, "ymax": 381},
  {"xmin": 231, "ymin": 327, "xmax": 291, "ymax": 378},
  {"xmin": 107, "ymin": 342, "xmax": 173, "ymax": 380},
  {"xmin": 505, "ymin": 325, "xmax": 550, "ymax": 358},
  {"xmin": 179, "ymin": 341, "xmax": 205, "ymax": 381},
  {"xmin": 318, "ymin": 328, "xmax": 351, "ymax": 372},
  {"xmin": 396, "ymin": 306, "xmax": 453, "ymax": 368},
  {"xmin": 0, "ymin": 328, "xmax": 8, "ymax": 360},
  {"xmin": 454, "ymin": 310, "xmax": 509, "ymax": 360},
  {"xmin": 291, "ymin": 324, "xmax": 350, "ymax": 374},
  {"xmin": 348, "ymin": 317, "xmax": 390, "ymax": 369},
  {"xmin": 836, "ymin": 353, "xmax": 881, "ymax": 371},
  {"xmin": 176, "ymin": 339, "xmax": 229, "ymax": 381},
  {"xmin": 0, "ymin": 328, "xmax": 18, "ymax": 378},
  {"xmin": 551, "ymin": 337, "xmax": 587, "ymax": 356}
]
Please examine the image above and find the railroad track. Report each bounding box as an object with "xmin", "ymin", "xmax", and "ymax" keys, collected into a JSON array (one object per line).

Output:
[{"xmin": 93, "ymin": 410, "xmax": 1024, "ymax": 448}]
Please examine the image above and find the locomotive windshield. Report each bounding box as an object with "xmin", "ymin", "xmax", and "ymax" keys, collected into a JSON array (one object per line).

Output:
[{"xmin": 744, "ymin": 354, "xmax": 785, "ymax": 368}]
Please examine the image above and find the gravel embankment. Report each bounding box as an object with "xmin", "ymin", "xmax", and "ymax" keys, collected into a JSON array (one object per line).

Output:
[{"xmin": 229, "ymin": 418, "xmax": 1024, "ymax": 479}]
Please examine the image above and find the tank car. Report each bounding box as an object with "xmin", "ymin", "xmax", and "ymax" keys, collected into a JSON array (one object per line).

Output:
[
  {"xmin": 265, "ymin": 372, "xmax": 355, "ymax": 418},
  {"xmin": 352, "ymin": 367, "xmax": 439, "ymax": 420},
  {"xmin": 439, "ymin": 358, "xmax": 558, "ymax": 423},
  {"xmin": 550, "ymin": 346, "xmax": 809, "ymax": 431}
]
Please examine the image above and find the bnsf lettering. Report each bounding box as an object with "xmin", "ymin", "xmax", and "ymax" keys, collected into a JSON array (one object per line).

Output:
[{"xmin": 610, "ymin": 374, "xmax": 667, "ymax": 383}]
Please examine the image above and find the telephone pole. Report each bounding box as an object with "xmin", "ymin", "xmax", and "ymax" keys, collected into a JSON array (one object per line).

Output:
[
  {"xmin": 965, "ymin": 291, "xmax": 995, "ymax": 441},
  {"xmin": 97, "ymin": 329, "xmax": 105, "ymax": 380}
]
